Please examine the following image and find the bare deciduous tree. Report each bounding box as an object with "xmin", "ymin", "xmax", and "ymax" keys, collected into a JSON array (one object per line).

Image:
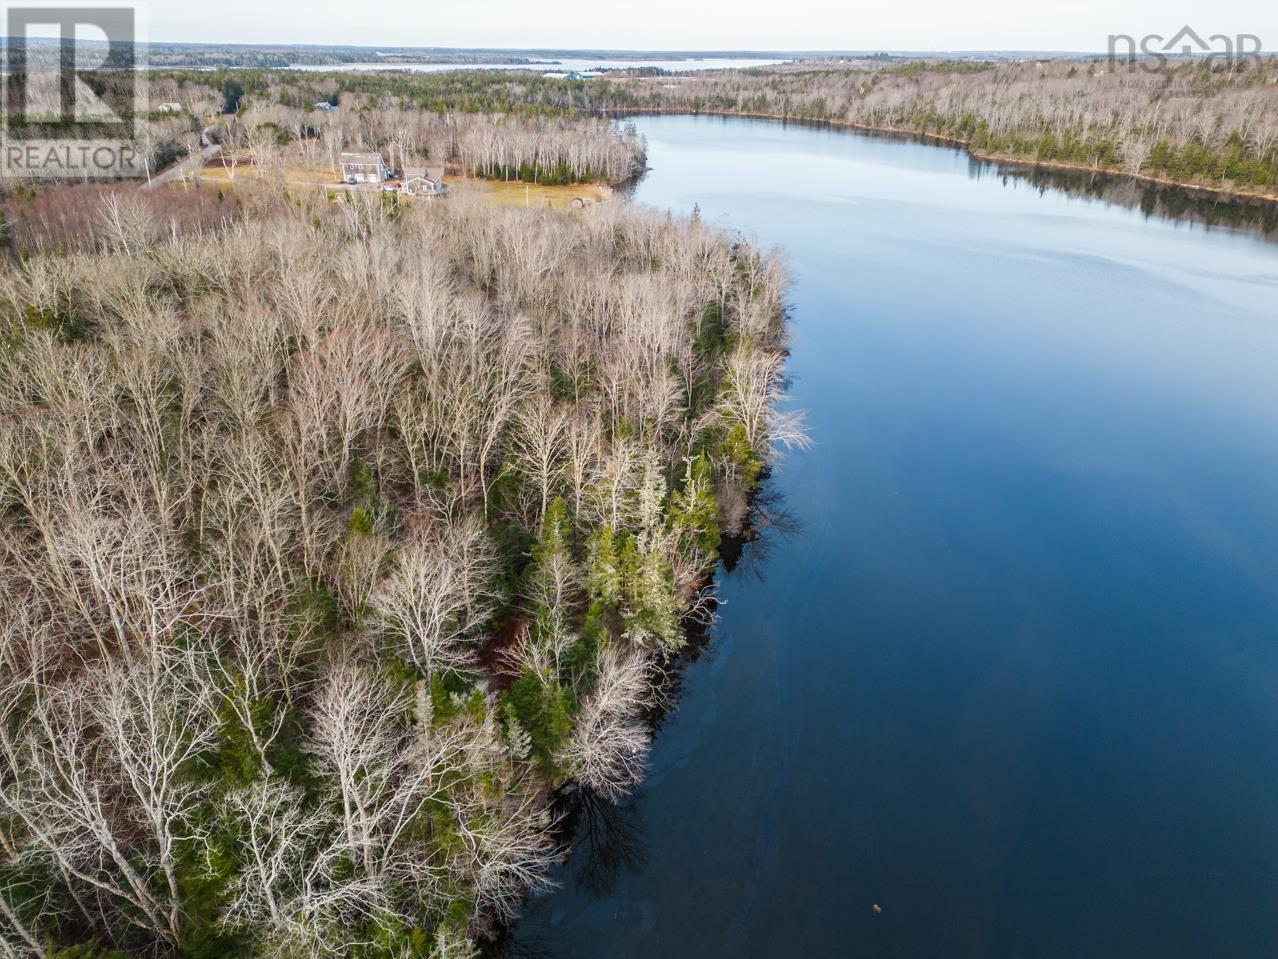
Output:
[
  {"xmin": 368, "ymin": 517, "xmax": 499, "ymax": 677},
  {"xmin": 560, "ymin": 646, "xmax": 654, "ymax": 801}
]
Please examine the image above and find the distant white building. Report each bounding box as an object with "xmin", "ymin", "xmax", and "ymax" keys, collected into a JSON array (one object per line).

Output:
[
  {"xmin": 340, "ymin": 152, "xmax": 391, "ymax": 184},
  {"xmin": 314, "ymin": 101, "xmax": 335, "ymax": 111},
  {"xmin": 156, "ymin": 102, "xmax": 183, "ymax": 114}
]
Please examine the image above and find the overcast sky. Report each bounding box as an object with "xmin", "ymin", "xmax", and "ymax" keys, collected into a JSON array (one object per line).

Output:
[{"xmin": 133, "ymin": 0, "xmax": 1277, "ymax": 52}]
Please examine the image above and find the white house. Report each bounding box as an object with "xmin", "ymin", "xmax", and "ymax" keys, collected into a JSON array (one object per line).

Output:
[
  {"xmin": 314, "ymin": 101, "xmax": 335, "ymax": 112},
  {"xmin": 156, "ymin": 102, "xmax": 183, "ymax": 114},
  {"xmin": 340, "ymin": 152, "xmax": 391, "ymax": 184},
  {"xmin": 398, "ymin": 167, "xmax": 446, "ymax": 197}
]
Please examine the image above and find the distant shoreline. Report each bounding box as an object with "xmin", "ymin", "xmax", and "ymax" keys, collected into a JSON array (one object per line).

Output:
[{"xmin": 612, "ymin": 108, "xmax": 1278, "ymax": 208}]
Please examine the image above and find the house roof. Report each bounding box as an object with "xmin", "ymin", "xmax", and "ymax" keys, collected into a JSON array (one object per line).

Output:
[
  {"xmin": 403, "ymin": 167, "xmax": 442, "ymax": 182},
  {"xmin": 340, "ymin": 152, "xmax": 385, "ymax": 165}
]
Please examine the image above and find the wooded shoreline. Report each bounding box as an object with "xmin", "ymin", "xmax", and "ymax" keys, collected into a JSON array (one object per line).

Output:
[
  {"xmin": 610, "ymin": 107, "xmax": 1278, "ymax": 207},
  {"xmin": 0, "ymin": 159, "xmax": 806, "ymax": 957}
]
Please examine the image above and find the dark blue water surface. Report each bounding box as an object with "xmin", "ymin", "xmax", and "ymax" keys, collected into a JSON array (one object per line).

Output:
[{"xmin": 511, "ymin": 115, "xmax": 1278, "ymax": 959}]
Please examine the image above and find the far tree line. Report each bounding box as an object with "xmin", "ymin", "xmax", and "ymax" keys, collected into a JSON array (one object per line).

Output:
[{"xmin": 147, "ymin": 56, "xmax": 1278, "ymax": 195}]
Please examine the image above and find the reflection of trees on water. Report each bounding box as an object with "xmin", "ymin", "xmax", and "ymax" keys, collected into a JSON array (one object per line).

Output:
[
  {"xmin": 564, "ymin": 786, "xmax": 648, "ymax": 896},
  {"xmin": 497, "ymin": 932, "xmax": 555, "ymax": 959},
  {"xmin": 494, "ymin": 789, "xmax": 648, "ymax": 957},
  {"xmin": 648, "ymin": 474, "xmax": 799, "ymax": 737},
  {"xmin": 492, "ymin": 477, "xmax": 799, "ymax": 958},
  {"xmin": 968, "ymin": 156, "xmax": 1278, "ymax": 237},
  {"xmin": 720, "ymin": 477, "xmax": 800, "ymax": 581}
]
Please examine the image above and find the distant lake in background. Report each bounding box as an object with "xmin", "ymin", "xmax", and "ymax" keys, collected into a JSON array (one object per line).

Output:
[
  {"xmin": 288, "ymin": 58, "xmax": 786, "ymax": 73},
  {"xmin": 505, "ymin": 115, "xmax": 1278, "ymax": 959}
]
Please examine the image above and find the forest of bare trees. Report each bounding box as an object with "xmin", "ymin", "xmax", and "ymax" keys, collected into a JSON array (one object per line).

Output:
[
  {"xmin": 134, "ymin": 73, "xmax": 646, "ymax": 186},
  {"xmin": 0, "ymin": 179, "xmax": 801, "ymax": 958},
  {"xmin": 223, "ymin": 107, "xmax": 644, "ymax": 186}
]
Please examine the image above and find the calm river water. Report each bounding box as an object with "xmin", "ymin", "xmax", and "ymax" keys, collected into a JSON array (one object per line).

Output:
[{"xmin": 509, "ymin": 115, "xmax": 1278, "ymax": 959}]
